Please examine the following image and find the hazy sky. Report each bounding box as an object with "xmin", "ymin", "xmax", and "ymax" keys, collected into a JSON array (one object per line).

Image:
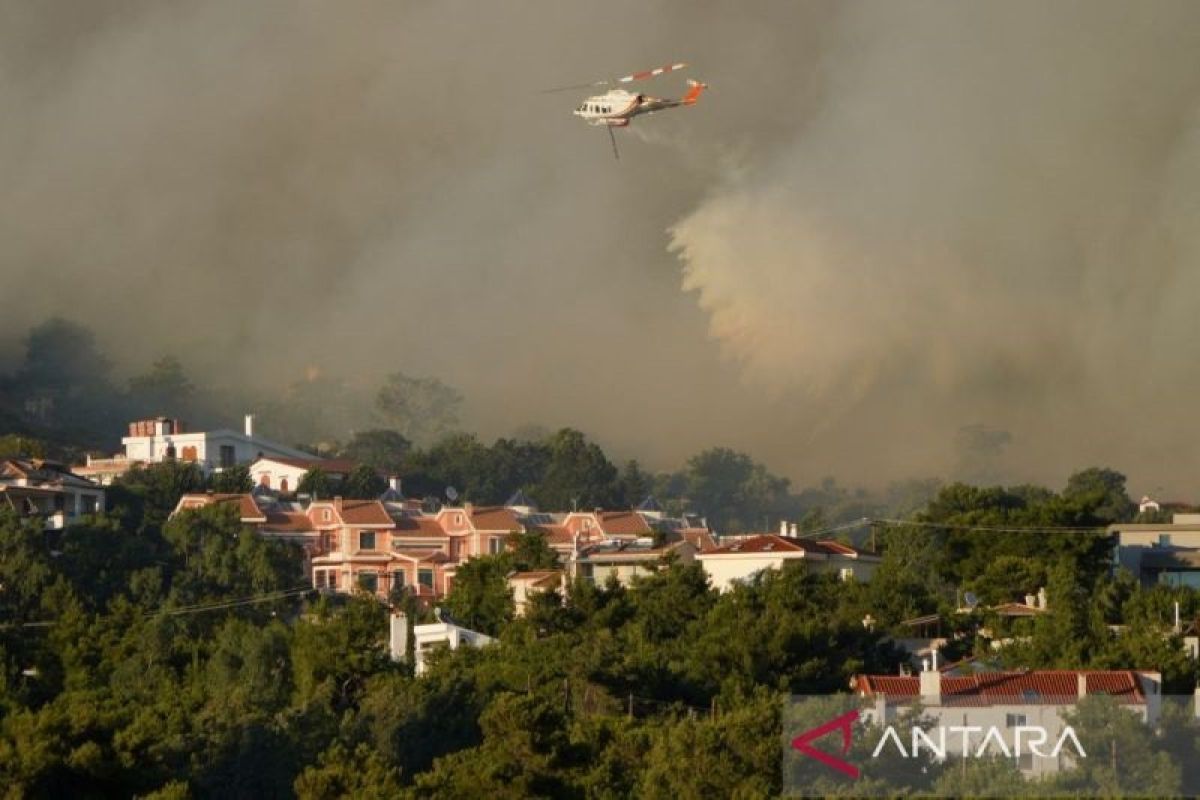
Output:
[{"xmin": 4, "ymin": 1, "xmax": 1200, "ymax": 495}]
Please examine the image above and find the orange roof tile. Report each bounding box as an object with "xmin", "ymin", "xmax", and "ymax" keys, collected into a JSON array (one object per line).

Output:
[
  {"xmin": 262, "ymin": 510, "xmax": 315, "ymax": 533},
  {"xmin": 256, "ymin": 457, "xmax": 362, "ymax": 474},
  {"xmin": 852, "ymin": 670, "xmax": 1147, "ymax": 705},
  {"xmin": 392, "ymin": 515, "xmax": 449, "ymax": 538},
  {"xmin": 338, "ymin": 499, "xmax": 393, "ymax": 526},
  {"xmin": 529, "ymin": 523, "xmax": 574, "ymax": 546},
  {"xmin": 469, "ymin": 506, "xmax": 523, "ymax": 531},
  {"xmin": 597, "ymin": 511, "xmax": 653, "ymax": 537},
  {"xmin": 178, "ymin": 493, "xmax": 266, "ymax": 522}
]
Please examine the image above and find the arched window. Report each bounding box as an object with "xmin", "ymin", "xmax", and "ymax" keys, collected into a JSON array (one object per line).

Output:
[{"xmin": 280, "ymin": 477, "xmax": 290, "ymax": 493}]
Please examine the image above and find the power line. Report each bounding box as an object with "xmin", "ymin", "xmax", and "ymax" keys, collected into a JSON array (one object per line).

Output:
[
  {"xmin": 870, "ymin": 517, "xmax": 1107, "ymax": 533},
  {"xmin": 2, "ymin": 585, "xmax": 313, "ymax": 629}
]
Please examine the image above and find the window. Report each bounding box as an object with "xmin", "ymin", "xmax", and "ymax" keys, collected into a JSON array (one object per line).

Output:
[
  {"xmin": 1018, "ymin": 753, "xmax": 1034, "ymax": 772},
  {"xmin": 489, "ymin": 537, "xmax": 504, "ymax": 555},
  {"xmin": 280, "ymin": 477, "xmax": 289, "ymax": 493},
  {"xmin": 322, "ymin": 509, "xmax": 332, "ymax": 522},
  {"xmin": 1005, "ymin": 713, "xmax": 1027, "ymax": 728},
  {"xmin": 1159, "ymin": 533, "xmax": 1172, "ymax": 547},
  {"xmin": 418, "ymin": 568, "xmax": 435, "ymax": 590},
  {"xmin": 392, "ymin": 570, "xmax": 406, "ymax": 590},
  {"xmin": 181, "ymin": 445, "xmax": 198, "ymax": 462},
  {"xmin": 359, "ymin": 531, "xmax": 377, "ymax": 551},
  {"xmin": 219, "ymin": 445, "xmax": 235, "ymax": 469},
  {"xmin": 314, "ymin": 570, "xmax": 327, "ymax": 588},
  {"xmin": 358, "ymin": 573, "xmax": 378, "ymax": 593},
  {"xmin": 838, "ymin": 567, "xmax": 855, "ymax": 582}
]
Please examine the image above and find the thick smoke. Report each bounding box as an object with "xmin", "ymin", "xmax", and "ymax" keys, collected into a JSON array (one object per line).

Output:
[
  {"xmin": 671, "ymin": 1, "xmax": 1200, "ymax": 491},
  {"xmin": 4, "ymin": 2, "xmax": 1200, "ymax": 492}
]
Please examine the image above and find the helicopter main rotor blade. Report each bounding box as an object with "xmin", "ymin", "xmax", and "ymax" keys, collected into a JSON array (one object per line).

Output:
[
  {"xmin": 540, "ymin": 62, "xmax": 688, "ymax": 93},
  {"xmin": 615, "ymin": 62, "xmax": 688, "ymax": 84},
  {"xmin": 607, "ymin": 125, "xmax": 620, "ymax": 160}
]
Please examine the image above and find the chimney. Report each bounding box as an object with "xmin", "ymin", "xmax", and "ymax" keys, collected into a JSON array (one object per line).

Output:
[
  {"xmin": 389, "ymin": 611, "xmax": 409, "ymax": 661},
  {"xmin": 244, "ymin": 414, "xmax": 255, "ymax": 438},
  {"xmin": 1025, "ymin": 593, "xmax": 1037, "ymax": 608},
  {"xmin": 388, "ymin": 476, "xmax": 401, "ymax": 493},
  {"xmin": 334, "ymin": 496, "xmax": 343, "ymax": 513},
  {"xmin": 790, "ymin": 523, "xmax": 798, "ymax": 536},
  {"xmin": 1077, "ymin": 673, "xmax": 1087, "ymax": 698},
  {"xmin": 1037, "ymin": 587, "xmax": 1047, "ymax": 610},
  {"xmin": 780, "ymin": 520, "xmax": 788, "ymax": 536},
  {"xmin": 920, "ymin": 655, "xmax": 941, "ymax": 705}
]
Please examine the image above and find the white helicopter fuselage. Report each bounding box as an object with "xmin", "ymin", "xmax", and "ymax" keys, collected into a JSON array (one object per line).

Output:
[
  {"xmin": 574, "ymin": 89, "xmax": 639, "ymax": 126},
  {"xmin": 573, "ymin": 79, "xmax": 707, "ymax": 128}
]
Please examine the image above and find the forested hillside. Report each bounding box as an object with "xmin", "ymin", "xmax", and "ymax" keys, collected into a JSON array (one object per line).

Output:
[{"xmin": 1, "ymin": 463, "xmax": 1196, "ymax": 797}]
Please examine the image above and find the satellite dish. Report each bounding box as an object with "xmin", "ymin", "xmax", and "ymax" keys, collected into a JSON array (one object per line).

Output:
[
  {"xmin": 445, "ymin": 486, "xmax": 459, "ymax": 502},
  {"xmin": 963, "ymin": 591, "xmax": 979, "ymax": 610}
]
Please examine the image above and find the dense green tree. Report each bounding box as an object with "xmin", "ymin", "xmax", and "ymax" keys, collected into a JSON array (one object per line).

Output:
[
  {"xmin": 443, "ymin": 555, "xmax": 514, "ymax": 635},
  {"xmin": 343, "ymin": 464, "xmax": 387, "ymax": 499},
  {"xmin": 296, "ymin": 466, "xmax": 334, "ymax": 499},
  {"xmin": 1063, "ymin": 466, "xmax": 1135, "ymax": 524},
  {"xmin": 617, "ymin": 459, "xmax": 653, "ymax": 508},
  {"xmin": 339, "ymin": 429, "xmax": 412, "ymax": 475},
  {"xmin": 0, "ymin": 434, "xmax": 47, "ymax": 459},
  {"xmin": 207, "ymin": 465, "xmax": 252, "ymax": 494},
  {"xmin": 375, "ymin": 372, "xmax": 463, "ymax": 446},
  {"xmin": 114, "ymin": 460, "xmax": 206, "ymax": 534},
  {"xmin": 684, "ymin": 448, "xmax": 791, "ymax": 533},
  {"xmin": 532, "ymin": 429, "xmax": 619, "ymax": 511}
]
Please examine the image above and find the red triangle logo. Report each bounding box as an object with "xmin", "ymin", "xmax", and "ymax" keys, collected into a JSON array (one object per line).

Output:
[{"xmin": 790, "ymin": 708, "xmax": 861, "ymax": 779}]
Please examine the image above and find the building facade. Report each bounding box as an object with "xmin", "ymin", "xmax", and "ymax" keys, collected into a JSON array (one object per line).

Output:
[
  {"xmin": 697, "ymin": 534, "xmax": 880, "ymax": 592},
  {"xmin": 0, "ymin": 459, "xmax": 105, "ymax": 530}
]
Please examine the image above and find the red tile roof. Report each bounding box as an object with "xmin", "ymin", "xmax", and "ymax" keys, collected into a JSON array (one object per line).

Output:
[
  {"xmin": 310, "ymin": 499, "xmax": 393, "ymax": 526},
  {"xmin": 701, "ymin": 534, "xmax": 812, "ymax": 555},
  {"xmin": 700, "ymin": 534, "xmax": 873, "ymax": 558},
  {"xmin": 469, "ymin": 506, "xmax": 523, "ymax": 531},
  {"xmin": 257, "ymin": 457, "xmax": 361, "ymax": 474},
  {"xmin": 530, "ymin": 523, "xmax": 574, "ymax": 546},
  {"xmin": 392, "ymin": 515, "xmax": 449, "ymax": 538},
  {"xmin": 262, "ymin": 510, "xmax": 315, "ymax": 533},
  {"xmin": 177, "ymin": 493, "xmax": 266, "ymax": 522},
  {"xmin": 596, "ymin": 511, "xmax": 653, "ymax": 537},
  {"xmin": 337, "ymin": 499, "xmax": 393, "ymax": 526},
  {"xmin": 852, "ymin": 671, "xmax": 1147, "ymax": 705}
]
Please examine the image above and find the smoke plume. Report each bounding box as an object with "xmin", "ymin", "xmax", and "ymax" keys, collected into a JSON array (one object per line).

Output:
[{"xmin": 4, "ymin": 1, "xmax": 1200, "ymax": 492}]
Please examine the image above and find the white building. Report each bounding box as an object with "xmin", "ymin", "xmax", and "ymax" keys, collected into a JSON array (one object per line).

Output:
[
  {"xmin": 0, "ymin": 459, "xmax": 105, "ymax": 530},
  {"xmin": 697, "ymin": 534, "xmax": 880, "ymax": 592},
  {"xmin": 80, "ymin": 415, "xmax": 313, "ymax": 483},
  {"xmin": 389, "ymin": 611, "xmax": 496, "ymax": 675},
  {"xmin": 248, "ymin": 455, "xmax": 361, "ymax": 494},
  {"xmin": 852, "ymin": 662, "xmax": 1161, "ymax": 777}
]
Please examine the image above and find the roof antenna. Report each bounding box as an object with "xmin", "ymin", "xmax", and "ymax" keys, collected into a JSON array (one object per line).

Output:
[{"xmin": 607, "ymin": 126, "xmax": 620, "ymax": 160}]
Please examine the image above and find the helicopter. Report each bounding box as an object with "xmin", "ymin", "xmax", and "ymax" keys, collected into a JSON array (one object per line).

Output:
[{"xmin": 546, "ymin": 62, "xmax": 708, "ymax": 159}]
